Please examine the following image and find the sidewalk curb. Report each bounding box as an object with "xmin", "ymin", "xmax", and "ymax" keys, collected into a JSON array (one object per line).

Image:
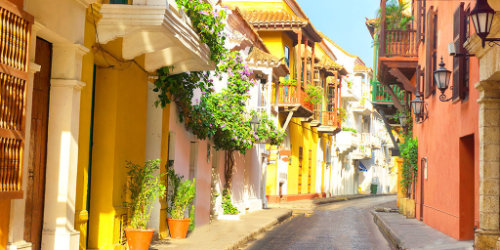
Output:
[
  {"xmin": 315, "ymin": 193, "xmax": 396, "ymax": 206},
  {"xmin": 371, "ymin": 210, "xmax": 403, "ymax": 249},
  {"xmin": 227, "ymin": 209, "xmax": 293, "ymax": 250}
]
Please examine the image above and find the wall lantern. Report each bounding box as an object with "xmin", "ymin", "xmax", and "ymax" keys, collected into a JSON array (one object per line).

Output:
[
  {"xmin": 250, "ymin": 114, "xmax": 260, "ymax": 133},
  {"xmin": 434, "ymin": 57, "xmax": 453, "ymax": 102},
  {"xmin": 398, "ymin": 112, "xmax": 408, "ymax": 127},
  {"xmin": 470, "ymin": 0, "xmax": 500, "ymax": 47},
  {"xmin": 411, "ymin": 91, "xmax": 428, "ymax": 124}
]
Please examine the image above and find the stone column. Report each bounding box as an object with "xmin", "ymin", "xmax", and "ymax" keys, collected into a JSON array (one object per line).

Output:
[
  {"xmin": 41, "ymin": 44, "xmax": 88, "ymax": 250},
  {"xmin": 474, "ymin": 81, "xmax": 500, "ymax": 250},
  {"xmin": 145, "ymin": 81, "xmax": 163, "ymax": 234}
]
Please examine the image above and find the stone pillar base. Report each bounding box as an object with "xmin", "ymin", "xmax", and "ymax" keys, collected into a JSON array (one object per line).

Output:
[
  {"xmin": 41, "ymin": 228, "xmax": 80, "ymax": 250},
  {"xmin": 474, "ymin": 229, "xmax": 500, "ymax": 250},
  {"xmin": 7, "ymin": 241, "xmax": 32, "ymax": 250}
]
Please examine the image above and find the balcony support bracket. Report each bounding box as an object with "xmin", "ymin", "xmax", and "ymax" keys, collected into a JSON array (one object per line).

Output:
[
  {"xmin": 282, "ymin": 110, "xmax": 295, "ymax": 130},
  {"xmin": 389, "ymin": 68, "xmax": 415, "ymax": 94}
]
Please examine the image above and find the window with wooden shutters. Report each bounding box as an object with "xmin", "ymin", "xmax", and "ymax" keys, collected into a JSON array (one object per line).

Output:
[
  {"xmin": 424, "ymin": 7, "xmax": 436, "ymax": 97},
  {"xmin": 416, "ymin": 0, "xmax": 426, "ymax": 44},
  {"xmin": 452, "ymin": 2, "xmax": 467, "ymax": 101},
  {"xmin": 0, "ymin": 1, "xmax": 33, "ymax": 199}
]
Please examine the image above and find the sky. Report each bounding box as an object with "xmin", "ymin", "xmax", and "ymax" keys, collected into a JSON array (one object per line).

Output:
[{"xmin": 296, "ymin": 0, "xmax": 380, "ymax": 68}]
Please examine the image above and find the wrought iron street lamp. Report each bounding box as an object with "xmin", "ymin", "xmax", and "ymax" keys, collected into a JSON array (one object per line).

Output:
[
  {"xmin": 411, "ymin": 91, "xmax": 428, "ymax": 124},
  {"xmin": 434, "ymin": 57, "xmax": 453, "ymax": 102},
  {"xmin": 470, "ymin": 0, "xmax": 500, "ymax": 47}
]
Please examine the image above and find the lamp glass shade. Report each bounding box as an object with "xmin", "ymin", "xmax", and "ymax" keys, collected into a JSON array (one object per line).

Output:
[
  {"xmin": 434, "ymin": 67, "xmax": 451, "ymax": 91},
  {"xmin": 250, "ymin": 114, "xmax": 260, "ymax": 132},
  {"xmin": 470, "ymin": 0, "xmax": 496, "ymax": 39},
  {"xmin": 411, "ymin": 96, "xmax": 423, "ymax": 115}
]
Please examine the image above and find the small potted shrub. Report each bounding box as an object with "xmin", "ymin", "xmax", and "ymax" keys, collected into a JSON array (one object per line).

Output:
[
  {"xmin": 166, "ymin": 163, "xmax": 196, "ymax": 239},
  {"xmin": 124, "ymin": 159, "xmax": 166, "ymax": 250},
  {"xmin": 217, "ymin": 189, "xmax": 240, "ymax": 220}
]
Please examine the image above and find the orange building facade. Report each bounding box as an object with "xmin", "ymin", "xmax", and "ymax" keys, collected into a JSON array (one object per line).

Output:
[{"xmin": 375, "ymin": 0, "xmax": 480, "ymax": 241}]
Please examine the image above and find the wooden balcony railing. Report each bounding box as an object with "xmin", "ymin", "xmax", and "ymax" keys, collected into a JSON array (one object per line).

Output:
[
  {"xmin": 0, "ymin": 1, "xmax": 32, "ymax": 199},
  {"xmin": 381, "ymin": 29, "xmax": 417, "ymax": 57},
  {"xmin": 274, "ymin": 84, "xmax": 313, "ymax": 111},
  {"xmin": 372, "ymin": 80, "xmax": 405, "ymax": 104},
  {"xmin": 315, "ymin": 111, "xmax": 337, "ymax": 127}
]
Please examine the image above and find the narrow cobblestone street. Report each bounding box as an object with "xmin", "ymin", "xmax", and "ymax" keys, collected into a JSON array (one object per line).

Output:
[{"xmin": 246, "ymin": 196, "xmax": 395, "ymax": 250}]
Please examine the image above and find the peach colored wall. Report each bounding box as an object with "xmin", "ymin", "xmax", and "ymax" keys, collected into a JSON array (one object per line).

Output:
[
  {"xmin": 169, "ymin": 103, "xmax": 212, "ymax": 226},
  {"xmin": 413, "ymin": 1, "xmax": 479, "ymax": 241}
]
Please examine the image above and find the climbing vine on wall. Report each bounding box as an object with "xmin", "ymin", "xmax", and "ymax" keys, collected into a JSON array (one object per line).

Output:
[
  {"xmin": 400, "ymin": 131, "xmax": 418, "ymax": 196},
  {"xmin": 153, "ymin": 1, "xmax": 285, "ymax": 190}
]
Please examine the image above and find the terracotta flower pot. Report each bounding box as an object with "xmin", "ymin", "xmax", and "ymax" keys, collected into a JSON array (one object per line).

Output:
[
  {"xmin": 167, "ymin": 218, "xmax": 191, "ymax": 239},
  {"xmin": 124, "ymin": 228, "xmax": 154, "ymax": 250}
]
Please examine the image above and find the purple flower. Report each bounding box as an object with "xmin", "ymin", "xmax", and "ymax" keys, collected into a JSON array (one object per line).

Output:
[
  {"xmin": 254, "ymin": 135, "xmax": 259, "ymax": 140},
  {"xmin": 221, "ymin": 124, "xmax": 226, "ymax": 128},
  {"xmin": 201, "ymin": 91, "xmax": 206, "ymax": 95},
  {"xmin": 199, "ymin": 10, "xmax": 209, "ymax": 15},
  {"xmin": 210, "ymin": 123, "xmax": 213, "ymax": 127}
]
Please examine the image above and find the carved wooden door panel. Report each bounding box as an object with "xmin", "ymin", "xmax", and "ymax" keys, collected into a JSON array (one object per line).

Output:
[{"xmin": 24, "ymin": 37, "xmax": 51, "ymax": 250}]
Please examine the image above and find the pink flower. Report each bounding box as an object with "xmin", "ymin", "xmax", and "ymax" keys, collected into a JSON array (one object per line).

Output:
[
  {"xmin": 221, "ymin": 124, "xmax": 226, "ymax": 128},
  {"xmin": 199, "ymin": 10, "xmax": 209, "ymax": 15}
]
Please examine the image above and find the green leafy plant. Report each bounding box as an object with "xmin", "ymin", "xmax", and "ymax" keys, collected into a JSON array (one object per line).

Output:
[
  {"xmin": 342, "ymin": 127, "xmax": 358, "ymax": 133},
  {"xmin": 125, "ymin": 159, "xmax": 166, "ymax": 229},
  {"xmin": 338, "ymin": 107, "xmax": 347, "ymax": 123},
  {"xmin": 165, "ymin": 161, "xmax": 196, "ymax": 221},
  {"xmin": 279, "ymin": 78, "xmax": 297, "ymax": 85},
  {"xmin": 305, "ymin": 85, "xmax": 323, "ymax": 105},
  {"xmin": 254, "ymin": 111, "xmax": 286, "ymax": 146},
  {"xmin": 221, "ymin": 189, "xmax": 239, "ymax": 215},
  {"xmin": 153, "ymin": 4, "xmax": 286, "ymax": 190},
  {"xmin": 170, "ymin": 179, "xmax": 196, "ymax": 220},
  {"xmin": 375, "ymin": 0, "xmax": 414, "ymax": 31},
  {"xmin": 399, "ymin": 132, "xmax": 418, "ymax": 196}
]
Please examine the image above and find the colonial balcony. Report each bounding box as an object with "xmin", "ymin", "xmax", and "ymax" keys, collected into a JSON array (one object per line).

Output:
[
  {"xmin": 376, "ymin": 0, "xmax": 417, "ymax": 94},
  {"xmin": 352, "ymin": 133, "xmax": 372, "ymax": 160},
  {"xmin": 95, "ymin": 0, "xmax": 214, "ymax": 73},
  {"xmin": 316, "ymin": 111, "xmax": 341, "ymax": 134},
  {"xmin": 372, "ymin": 80, "xmax": 405, "ymax": 105},
  {"xmin": 336, "ymin": 131, "xmax": 358, "ymax": 154},
  {"xmin": 273, "ymin": 84, "xmax": 314, "ymax": 117}
]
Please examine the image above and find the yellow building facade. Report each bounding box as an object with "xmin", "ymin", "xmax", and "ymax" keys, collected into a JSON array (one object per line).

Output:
[
  {"xmin": 74, "ymin": 2, "xmax": 213, "ymax": 249},
  {"xmin": 224, "ymin": 0, "xmax": 343, "ymax": 202}
]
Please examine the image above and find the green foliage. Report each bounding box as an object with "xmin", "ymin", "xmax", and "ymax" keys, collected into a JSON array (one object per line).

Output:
[
  {"xmin": 170, "ymin": 179, "xmax": 196, "ymax": 220},
  {"xmin": 166, "ymin": 162, "xmax": 197, "ymax": 220},
  {"xmin": 175, "ymin": 0, "xmax": 227, "ymax": 64},
  {"xmin": 399, "ymin": 132, "xmax": 418, "ymax": 195},
  {"xmin": 393, "ymin": 109, "xmax": 412, "ymax": 129},
  {"xmin": 254, "ymin": 112, "xmax": 286, "ymax": 146},
  {"xmin": 279, "ymin": 78, "xmax": 297, "ymax": 85},
  {"xmin": 305, "ymin": 85, "xmax": 323, "ymax": 105},
  {"xmin": 376, "ymin": 0, "xmax": 414, "ymax": 31},
  {"xmin": 338, "ymin": 107, "xmax": 347, "ymax": 123},
  {"xmin": 222, "ymin": 189, "xmax": 239, "ymax": 215},
  {"xmin": 125, "ymin": 160, "xmax": 166, "ymax": 230},
  {"xmin": 342, "ymin": 127, "xmax": 358, "ymax": 133}
]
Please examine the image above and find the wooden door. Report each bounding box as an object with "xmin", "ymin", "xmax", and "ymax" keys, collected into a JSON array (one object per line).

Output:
[{"xmin": 24, "ymin": 37, "xmax": 52, "ymax": 250}]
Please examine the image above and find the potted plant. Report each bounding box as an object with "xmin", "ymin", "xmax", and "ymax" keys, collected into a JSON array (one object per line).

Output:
[
  {"xmin": 217, "ymin": 189, "xmax": 240, "ymax": 220},
  {"xmin": 166, "ymin": 163, "xmax": 196, "ymax": 239},
  {"xmin": 124, "ymin": 159, "xmax": 166, "ymax": 250}
]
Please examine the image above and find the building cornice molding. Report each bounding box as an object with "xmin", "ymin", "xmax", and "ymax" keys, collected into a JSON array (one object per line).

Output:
[{"xmin": 97, "ymin": 3, "xmax": 213, "ymax": 73}]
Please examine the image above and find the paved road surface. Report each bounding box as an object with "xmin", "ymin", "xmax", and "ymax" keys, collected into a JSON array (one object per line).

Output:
[{"xmin": 246, "ymin": 196, "xmax": 395, "ymax": 250}]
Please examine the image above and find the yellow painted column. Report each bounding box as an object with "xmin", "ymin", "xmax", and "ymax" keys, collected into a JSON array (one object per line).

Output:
[
  {"xmin": 75, "ymin": 6, "xmax": 97, "ymax": 249},
  {"xmin": 88, "ymin": 39, "xmax": 148, "ymax": 249}
]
